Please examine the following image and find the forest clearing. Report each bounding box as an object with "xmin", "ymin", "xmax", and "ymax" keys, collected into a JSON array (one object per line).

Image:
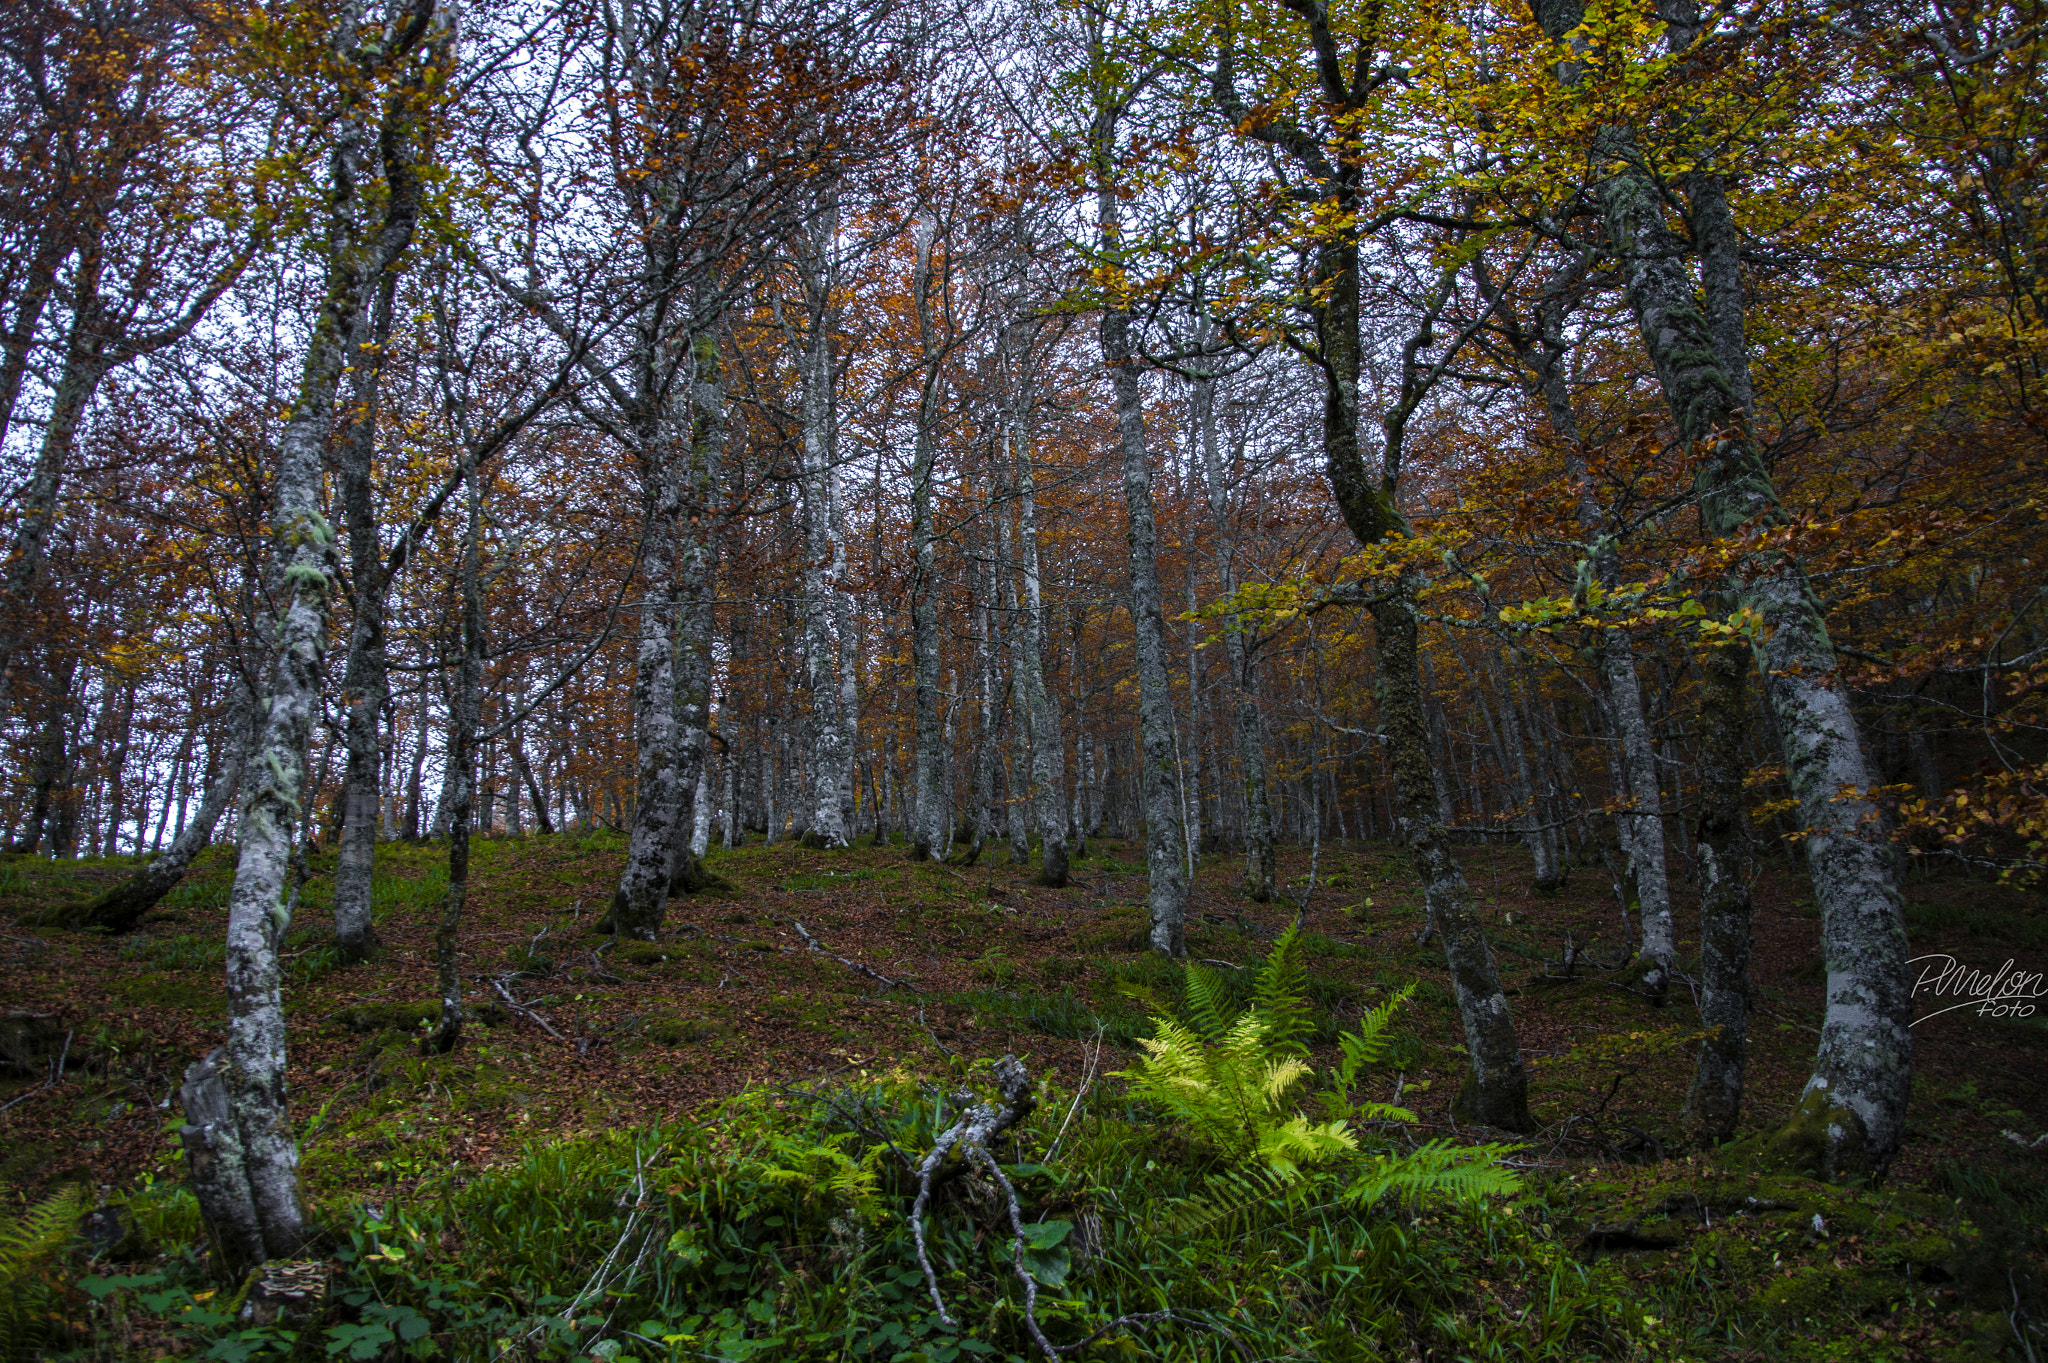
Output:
[{"xmin": 2, "ymin": 0, "xmax": 2046, "ymax": 1354}]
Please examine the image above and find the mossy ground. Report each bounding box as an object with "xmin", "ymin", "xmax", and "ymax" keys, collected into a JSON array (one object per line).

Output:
[{"xmin": 1, "ymin": 834, "xmax": 2043, "ymax": 1358}]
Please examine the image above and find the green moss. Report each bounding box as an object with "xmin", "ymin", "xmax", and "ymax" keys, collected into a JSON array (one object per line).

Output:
[
  {"xmin": 335, "ymin": 999, "xmax": 506, "ymax": 1034},
  {"xmin": 1758, "ymin": 1086, "xmax": 1871, "ymax": 1180},
  {"xmin": 117, "ymin": 973, "xmax": 221, "ymax": 1012},
  {"xmin": 1753, "ymin": 1266, "xmax": 1840, "ymax": 1320},
  {"xmin": 642, "ymin": 1015, "xmax": 733, "ymax": 1046}
]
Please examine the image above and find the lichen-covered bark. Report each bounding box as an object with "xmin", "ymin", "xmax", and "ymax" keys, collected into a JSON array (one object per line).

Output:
[
  {"xmin": 1514, "ymin": 0, "xmax": 1912, "ymax": 1173},
  {"xmin": 1101, "ymin": 298, "xmax": 1188, "ymax": 956},
  {"xmin": 668, "ymin": 326, "xmax": 732, "ymax": 897},
  {"xmin": 1684, "ymin": 635, "xmax": 1752, "ymax": 1141},
  {"xmin": 1007, "ymin": 338, "xmax": 1069, "ymax": 886},
  {"xmin": 791, "ymin": 206, "xmax": 851, "ymax": 849},
  {"xmin": 332, "ymin": 269, "xmax": 408, "ymax": 964},
  {"xmin": 909, "ymin": 218, "xmax": 950, "ymax": 862},
  {"xmin": 189, "ymin": 2, "xmax": 446, "ymax": 1262},
  {"xmin": 1604, "ymin": 637, "xmax": 1675, "ymax": 999},
  {"xmin": 1603, "ymin": 165, "xmax": 1912, "ymax": 1173},
  {"xmin": 609, "ymin": 466, "xmax": 681, "ymax": 938}
]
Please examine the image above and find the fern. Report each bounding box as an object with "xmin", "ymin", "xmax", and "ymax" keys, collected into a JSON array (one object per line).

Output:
[
  {"xmin": 1163, "ymin": 1166, "xmax": 1306, "ymax": 1240},
  {"xmin": 1123, "ymin": 959, "xmax": 1522, "ymax": 1206},
  {"xmin": 1316, "ymin": 982, "xmax": 1420, "ymax": 1126},
  {"xmin": 1342, "ymin": 1139, "xmax": 1525, "ymax": 1208},
  {"xmin": 1250, "ymin": 926, "xmax": 1314, "ymax": 1059},
  {"xmin": 1182, "ymin": 963, "xmax": 1236, "ymax": 1042},
  {"xmin": 1, "ymin": 1182, "xmax": 84, "ymax": 1359}
]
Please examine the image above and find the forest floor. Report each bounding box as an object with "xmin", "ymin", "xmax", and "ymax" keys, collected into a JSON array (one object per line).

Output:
[{"xmin": 2, "ymin": 829, "xmax": 2045, "ymax": 1359}]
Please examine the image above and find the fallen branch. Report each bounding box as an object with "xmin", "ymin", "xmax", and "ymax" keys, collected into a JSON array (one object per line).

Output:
[
  {"xmin": 491, "ymin": 976, "xmax": 568, "ymax": 1041},
  {"xmin": 791, "ymin": 919, "xmax": 903, "ymax": 990},
  {"xmin": 908, "ymin": 1055, "xmax": 1173, "ymax": 1360}
]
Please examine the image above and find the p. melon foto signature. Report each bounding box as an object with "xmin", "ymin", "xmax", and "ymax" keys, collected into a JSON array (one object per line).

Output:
[{"xmin": 1909, "ymin": 953, "xmax": 2048, "ymax": 1026}]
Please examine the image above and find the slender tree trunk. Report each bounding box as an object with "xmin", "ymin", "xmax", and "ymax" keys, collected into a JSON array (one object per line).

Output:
[
  {"xmin": 427, "ymin": 439, "xmax": 484, "ymax": 1057},
  {"xmin": 1317, "ymin": 233, "xmax": 1532, "ymax": 1130},
  {"xmin": 1193, "ymin": 363, "xmax": 1276, "ymax": 898},
  {"xmin": 1479, "ymin": 247, "xmax": 1675, "ymax": 991},
  {"xmin": 1100, "ymin": 294, "xmax": 1187, "ymax": 956},
  {"xmin": 0, "ymin": 307, "xmax": 111, "ymax": 715},
  {"xmin": 908, "ymin": 217, "xmax": 949, "ymax": 862},
  {"xmin": 790, "ymin": 209, "xmax": 852, "ymax": 849},
  {"xmin": 669, "ymin": 325, "xmax": 732, "ymax": 894},
  {"xmin": 610, "ymin": 463, "xmax": 681, "ymax": 935},
  {"xmin": 332, "ymin": 266, "xmax": 404, "ymax": 963},
  {"xmin": 1007, "ymin": 328, "xmax": 1069, "ymax": 885},
  {"xmin": 1684, "ymin": 636, "xmax": 1753, "ymax": 1141}
]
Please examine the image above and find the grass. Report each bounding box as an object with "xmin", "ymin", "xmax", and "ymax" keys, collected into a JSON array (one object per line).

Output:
[{"xmin": 0, "ymin": 832, "xmax": 2042, "ymax": 1361}]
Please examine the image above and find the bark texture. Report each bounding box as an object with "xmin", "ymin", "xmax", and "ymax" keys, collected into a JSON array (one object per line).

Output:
[
  {"xmin": 1102, "ymin": 300, "xmax": 1188, "ymax": 956},
  {"xmin": 1684, "ymin": 637, "xmax": 1753, "ymax": 1142},
  {"xmin": 908, "ymin": 216, "xmax": 951, "ymax": 862}
]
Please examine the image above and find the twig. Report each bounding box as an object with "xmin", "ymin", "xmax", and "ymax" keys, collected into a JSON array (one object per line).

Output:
[
  {"xmin": 491, "ymin": 975, "xmax": 568, "ymax": 1041},
  {"xmin": 1042, "ymin": 1030, "xmax": 1103, "ymax": 1166},
  {"xmin": 918, "ymin": 1005, "xmax": 959, "ymax": 1061}
]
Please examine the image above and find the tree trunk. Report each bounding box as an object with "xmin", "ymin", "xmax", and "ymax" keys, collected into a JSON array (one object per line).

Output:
[
  {"xmin": 1100, "ymin": 296, "xmax": 1187, "ymax": 956},
  {"xmin": 1607, "ymin": 151, "xmax": 1911, "ymax": 1176},
  {"xmin": 1524, "ymin": 0, "xmax": 1912, "ymax": 1175},
  {"xmin": 427, "ymin": 435, "xmax": 485, "ymax": 1057},
  {"xmin": 610, "ymin": 456, "xmax": 682, "ymax": 936},
  {"xmin": 1318, "ymin": 233, "xmax": 1532, "ymax": 1131},
  {"xmin": 187, "ymin": 10, "xmax": 445, "ymax": 1257},
  {"xmin": 668, "ymin": 326, "xmax": 733, "ymax": 897},
  {"xmin": 1006, "ymin": 323, "xmax": 1070, "ymax": 886},
  {"xmin": 909, "ymin": 217, "xmax": 949, "ymax": 862},
  {"xmin": 791, "ymin": 207, "xmax": 852, "ymax": 850},
  {"xmin": 331, "ymin": 265, "xmax": 404, "ymax": 964},
  {"xmin": 1684, "ymin": 636, "xmax": 1753, "ymax": 1142}
]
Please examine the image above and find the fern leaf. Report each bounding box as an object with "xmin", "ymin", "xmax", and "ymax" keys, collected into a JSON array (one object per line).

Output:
[
  {"xmin": 1336, "ymin": 983, "xmax": 1416, "ymax": 1088},
  {"xmin": 1, "ymin": 1182, "xmax": 85, "ymax": 1359},
  {"xmin": 1341, "ymin": 1139, "xmax": 1524, "ymax": 1210},
  {"xmin": 1182, "ymin": 963, "xmax": 1237, "ymax": 1042},
  {"xmin": 1250, "ymin": 926, "xmax": 1313, "ymax": 1058},
  {"xmin": 1164, "ymin": 1166, "xmax": 1304, "ymax": 1240}
]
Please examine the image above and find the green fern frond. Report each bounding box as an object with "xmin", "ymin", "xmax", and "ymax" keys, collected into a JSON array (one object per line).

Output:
[
  {"xmin": 1341, "ymin": 1139, "xmax": 1524, "ymax": 1209},
  {"xmin": 1163, "ymin": 1166, "xmax": 1305, "ymax": 1240},
  {"xmin": 1, "ymin": 1182, "xmax": 85, "ymax": 1359},
  {"xmin": 1335, "ymin": 983, "xmax": 1416, "ymax": 1090},
  {"xmin": 1250, "ymin": 926, "xmax": 1313, "ymax": 1058},
  {"xmin": 1183, "ymin": 962, "xmax": 1236, "ymax": 1042},
  {"xmin": 0, "ymin": 1184, "xmax": 83, "ymax": 1288}
]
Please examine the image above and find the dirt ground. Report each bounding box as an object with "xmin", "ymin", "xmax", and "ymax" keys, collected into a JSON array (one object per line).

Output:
[{"xmin": 3, "ymin": 830, "xmax": 2042, "ymax": 1213}]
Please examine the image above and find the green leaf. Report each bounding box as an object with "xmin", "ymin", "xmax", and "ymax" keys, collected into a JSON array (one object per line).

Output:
[
  {"xmin": 1017, "ymin": 1219, "xmax": 1072, "ymax": 1251},
  {"xmin": 1021, "ymin": 1243, "xmax": 1072, "ymax": 1288}
]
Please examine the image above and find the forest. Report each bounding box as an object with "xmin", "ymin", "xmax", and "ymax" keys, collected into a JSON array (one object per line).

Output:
[{"xmin": 0, "ymin": 0, "xmax": 2044, "ymax": 1355}]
